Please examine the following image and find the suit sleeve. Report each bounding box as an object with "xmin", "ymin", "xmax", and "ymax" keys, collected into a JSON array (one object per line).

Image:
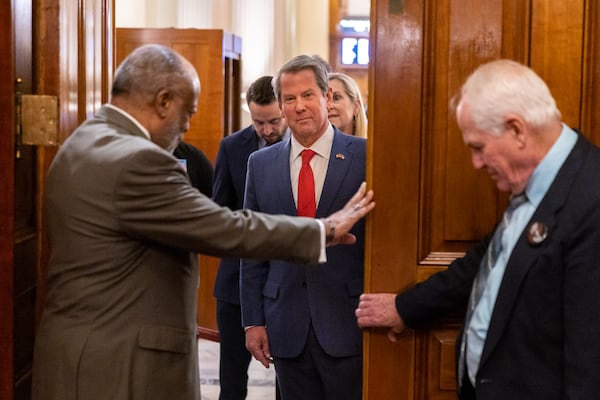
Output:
[
  {"xmin": 395, "ymin": 235, "xmax": 489, "ymax": 327},
  {"xmin": 113, "ymin": 147, "xmax": 321, "ymax": 264},
  {"xmin": 212, "ymin": 140, "xmax": 236, "ymax": 208},
  {"xmin": 239, "ymin": 153, "xmax": 270, "ymax": 327}
]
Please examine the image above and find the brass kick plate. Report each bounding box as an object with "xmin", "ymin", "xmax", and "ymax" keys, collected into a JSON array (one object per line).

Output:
[{"xmin": 21, "ymin": 94, "xmax": 58, "ymax": 145}]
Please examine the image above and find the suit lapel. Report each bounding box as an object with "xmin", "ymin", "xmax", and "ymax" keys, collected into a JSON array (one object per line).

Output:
[
  {"xmin": 232, "ymin": 127, "xmax": 259, "ymax": 203},
  {"xmin": 479, "ymin": 135, "xmax": 589, "ymax": 368},
  {"xmin": 316, "ymin": 130, "xmax": 353, "ymax": 217},
  {"xmin": 241, "ymin": 127, "xmax": 259, "ymax": 157}
]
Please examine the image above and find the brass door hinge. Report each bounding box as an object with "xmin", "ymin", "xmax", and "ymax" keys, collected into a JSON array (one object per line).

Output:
[{"xmin": 15, "ymin": 78, "xmax": 58, "ymax": 158}]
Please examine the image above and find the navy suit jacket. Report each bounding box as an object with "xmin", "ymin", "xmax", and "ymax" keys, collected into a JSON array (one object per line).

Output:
[
  {"xmin": 240, "ymin": 128, "xmax": 367, "ymax": 358},
  {"xmin": 396, "ymin": 132, "xmax": 600, "ymax": 400},
  {"xmin": 212, "ymin": 125, "xmax": 260, "ymax": 304}
]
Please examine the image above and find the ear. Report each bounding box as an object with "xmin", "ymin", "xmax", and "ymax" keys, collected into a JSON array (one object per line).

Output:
[
  {"xmin": 505, "ymin": 114, "xmax": 527, "ymax": 148},
  {"xmin": 325, "ymin": 86, "xmax": 333, "ymax": 108},
  {"xmin": 154, "ymin": 89, "xmax": 173, "ymax": 119},
  {"xmin": 352, "ymin": 100, "xmax": 361, "ymax": 116}
]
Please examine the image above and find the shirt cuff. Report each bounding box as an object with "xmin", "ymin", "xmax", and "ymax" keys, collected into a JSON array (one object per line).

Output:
[{"xmin": 317, "ymin": 219, "xmax": 327, "ymax": 263}]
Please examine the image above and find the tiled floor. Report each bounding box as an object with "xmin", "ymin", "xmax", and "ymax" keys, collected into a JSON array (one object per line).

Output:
[{"xmin": 198, "ymin": 338, "xmax": 277, "ymax": 400}]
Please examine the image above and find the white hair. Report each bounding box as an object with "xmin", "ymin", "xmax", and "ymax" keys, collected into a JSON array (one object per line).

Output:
[{"xmin": 457, "ymin": 59, "xmax": 561, "ymax": 135}]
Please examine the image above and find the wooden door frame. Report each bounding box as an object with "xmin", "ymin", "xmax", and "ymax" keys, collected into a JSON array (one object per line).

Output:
[
  {"xmin": 0, "ymin": 3, "xmax": 16, "ymax": 398},
  {"xmin": 0, "ymin": 0, "xmax": 113, "ymax": 397}
]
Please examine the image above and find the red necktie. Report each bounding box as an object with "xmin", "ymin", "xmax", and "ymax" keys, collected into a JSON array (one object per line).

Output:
[{"xmin": 297, "ymin": 149, "xmax": 316, "ymax": 217}]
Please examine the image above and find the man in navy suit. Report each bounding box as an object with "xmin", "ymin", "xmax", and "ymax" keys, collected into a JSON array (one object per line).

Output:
[
  {"xmin": 241, "ymin": 55, "xmax": 366, "ymax": 400},
  {"xmin": 356, "ymin": 59, "xmax": 600, "ymax": 399},
  {"xmin": 212, "ymin": 76, "xmax": 289, "ymax": 400}
]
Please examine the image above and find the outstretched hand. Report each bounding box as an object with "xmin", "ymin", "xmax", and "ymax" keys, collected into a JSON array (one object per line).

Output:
[{"xmin": 323, "ymin": 182, "xmax": 375, "ymax": 246}]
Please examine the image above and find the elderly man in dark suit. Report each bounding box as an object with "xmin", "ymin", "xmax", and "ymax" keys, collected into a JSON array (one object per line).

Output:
[
  {"xmin": 31, "ymin": 44, "xmax": 374, "ymax": 400},
  {"xmin": 356, "ymin": 59, "xmax": 600, "ymax": 399},
  {"xmin": 212, "ymin": 75, "xmax": 289, "ymax": 400},
  {"xmin": 241, "ymin": 55, "xmax": 367, "ymax": 400}
]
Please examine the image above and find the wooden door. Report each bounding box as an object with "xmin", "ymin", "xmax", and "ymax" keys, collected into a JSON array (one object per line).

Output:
[
  {"xmin": 0, "ymin": 2, "xmax": 21, "ymax": 399},
  {"xmin": 116, "ymin": 28, "xmax": 242, "ymax": 339},
  {"xmin": 0, "ymin": 0, "xmax": 112, "ymax": 398},
  {"xmin": 364, "ymin": 0, "xmax": 600, "ymax": 399},
  {"xmin": 1, "ymin": 1, "xmax": 43, "ymax": 398}
]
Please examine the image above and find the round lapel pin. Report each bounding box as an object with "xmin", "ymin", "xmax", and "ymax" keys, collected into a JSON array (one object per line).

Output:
[{"xmin": 527, "ymin": 222, "xmax": 548, "ymax": 246}]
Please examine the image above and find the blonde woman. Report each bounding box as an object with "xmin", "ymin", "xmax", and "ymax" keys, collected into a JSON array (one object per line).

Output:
[{"xmin": 328, "ymin": 72, "xmax": 368, "ymax": 138}]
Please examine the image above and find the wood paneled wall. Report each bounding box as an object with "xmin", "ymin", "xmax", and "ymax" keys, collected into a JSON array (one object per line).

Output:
[
  {"xmin": 364, "ymin": 0, "xmax": 600, "ymax": 399},
  {"xmin": 0, "ymin": 0, "xmax": 112, "ymax": 398},
  {"xmin": 0, "ymin": 5, "xmax": 16, "ymax": 399},
  {"xmin": 35, "ymin": 0, "xmax": 114, "ymax": 319}
]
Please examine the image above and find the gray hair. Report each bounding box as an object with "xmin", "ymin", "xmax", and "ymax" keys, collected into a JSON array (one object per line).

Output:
[
  {"xmin": 455, "ymin": 59, "xmax": 561, "ymax": 135},
  {"xmin": 111, "ymin": 44, "xmax": 196, "ymax": 101},
  {"xmin": 272, "ymin": 54, "xmax": 330, "ymax": 104}
]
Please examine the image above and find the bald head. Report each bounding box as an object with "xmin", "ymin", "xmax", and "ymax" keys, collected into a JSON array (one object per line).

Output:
[{"xmin": 111, "ymin": 44, "xmax": 200, "ymax": 152}]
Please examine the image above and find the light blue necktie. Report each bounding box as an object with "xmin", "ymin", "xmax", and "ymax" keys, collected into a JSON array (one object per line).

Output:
[{"xmin": 458, "ymin": 193, "xmax": 528, "ymax": 387}]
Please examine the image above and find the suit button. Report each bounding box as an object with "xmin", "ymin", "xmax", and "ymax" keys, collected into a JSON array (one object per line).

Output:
[{"xmin": 301, "ymin": 281, "xmax": 307, "ymax": 288}]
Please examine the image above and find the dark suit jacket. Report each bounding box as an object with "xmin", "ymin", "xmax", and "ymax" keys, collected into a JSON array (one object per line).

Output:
[
  {"xmin": 32, "ymin": 105, "xmax": 324, "ymax": 400},
  {"xmin": 396, "ymin": 132, "xmax": 600, "ymax": 399},
  {"xmin": 240, "ymin": 129, "xmax": 367, "ymax": 358},
  {"xmin": 173, "ymin": 140, "xmax": 214, "ymax": 197},
  {"xmin": 212, "ymin": 125, "xmax": 259, "ymax": 304}
]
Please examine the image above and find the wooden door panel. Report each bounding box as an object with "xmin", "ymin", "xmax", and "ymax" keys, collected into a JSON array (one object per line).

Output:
[
  {"xmin": 414, "ymin": 327, "xmax": 459, "ymax": 400},
  {"xmin": 13, "ymin": 0, "xmax": 38, "ymax": 397},
  {"xmin": 14, "ymin": 236, "xmax": 38, "ymax": 377},
  {"xmin": 0, "ymin": 4, "xmax": 15, "ymax": 398},
  {"xmin": 365, "ymin": 0, "xmax": 600, "ymax": 399},
  {"xmin": 364, "ymin": 0, "xmax": 425, "ymax": 398},
  {"xmin": 420, "ymin": 0, "xmax": 502, "ymax": 268},
  {"xmin": 530, "ymin": 0, "xmax": 585, "ymax": 128},
  {"xmin": 582, "ymin": 2, "xmax": 600, "ymax": 143},
  {"xmin": 0, "ymin": 0, "xmax": 112, "ymax": 398}
]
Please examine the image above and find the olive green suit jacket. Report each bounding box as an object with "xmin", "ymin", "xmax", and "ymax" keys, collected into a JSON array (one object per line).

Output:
[{"xmin": 32, "ymin": 105, "xmax": 321, "ymax": 400}]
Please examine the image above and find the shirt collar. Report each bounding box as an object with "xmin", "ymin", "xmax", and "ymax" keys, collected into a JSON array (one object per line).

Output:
[
  {"xmin": 524, "ymin": 123, "xmax": 577, "ymax": 207},
  {"xmin": 290, "ymin": 123, "xmax": 334, "ymax": 161},
  {"xmin": 257, "ymin": 127, "xmax": 291, "ymax": 149},
  {"xmin": 105, "ymin": 103, "xmax": 151, "ymax": 140}
]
